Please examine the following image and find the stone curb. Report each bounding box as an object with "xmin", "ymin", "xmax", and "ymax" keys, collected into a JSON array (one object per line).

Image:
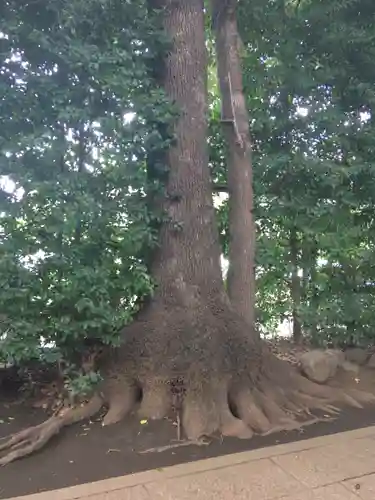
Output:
[{"xmin": 6, "ymin": 425, "xmax": 375, "ymax": 500}]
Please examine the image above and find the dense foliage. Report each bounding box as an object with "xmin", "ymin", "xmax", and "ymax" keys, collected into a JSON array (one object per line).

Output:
[
  {"xmin": 0, "ymin": 0, "xmax": 172, "ymax": 372},
  {"xmin": 212, "ymin": 0, "xmax": 375, "ymax": 346},
  {"xmin": 1, "ymin": 0, "xmax": 375, "ymax": 378}
]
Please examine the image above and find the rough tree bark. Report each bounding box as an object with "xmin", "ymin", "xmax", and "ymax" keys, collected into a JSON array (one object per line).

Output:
[
  {"xmin": 0, "ymin": 0, "xmax": 374, "ymax": 465},
  {"xmin": 212, "ymin": 0, "xmax": 255, "ymax": 327}
]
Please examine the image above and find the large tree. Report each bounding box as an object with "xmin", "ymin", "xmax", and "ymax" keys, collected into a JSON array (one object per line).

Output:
[{"xmin": 0, "ymin": 0, "xmax": 373, "ymax": 465}]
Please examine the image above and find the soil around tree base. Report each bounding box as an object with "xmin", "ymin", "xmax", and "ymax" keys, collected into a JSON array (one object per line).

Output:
[{"xmin": 1, "ymin": 398, "xmax": 375, "ymax": 499}]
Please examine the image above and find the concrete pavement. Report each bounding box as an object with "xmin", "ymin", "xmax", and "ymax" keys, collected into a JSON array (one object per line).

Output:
[{"xmin": 7, "ymin": 425, "xmax": 375, "ymax": 500}]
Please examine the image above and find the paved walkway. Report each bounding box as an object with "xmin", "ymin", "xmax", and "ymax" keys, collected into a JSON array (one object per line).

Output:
[{"xmin": 8, "ymin": 426, "xmax": 375, "ymax": 500}]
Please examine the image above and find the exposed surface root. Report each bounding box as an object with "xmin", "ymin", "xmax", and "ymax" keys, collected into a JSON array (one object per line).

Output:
[
  {"xmin": 231, "ymin": 386, "xmax": 272, "ymax": 434},
  {"xmin": 138, "ymin": 377, "xmax": 172, "ymax": 420},
  {"xmin": 1, "ymin": 294, "xmax": 375, "ymax": 466},
  {"xmin": 182, "ymin": 380, "xmax": 222, "ymax": 439},
  {"xmin": 102, "ymin": 378, "xmax": 139, "ymax": 426},
  {"xmin": 0, "ymin": 395, "xmax": 103, "ymax": 466},
  {"xmin": 0, "ymin": 415, "xmax": 63, "ymax": 466}
]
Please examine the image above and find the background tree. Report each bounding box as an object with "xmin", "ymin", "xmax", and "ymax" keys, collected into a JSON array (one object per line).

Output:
[
  {"xmin": 212, "ymin": 0, "xmax": 256, "ymax": 328},
  {"xmin": 209, "ymin": 0, "xmax": 375, "ymax": 345}
]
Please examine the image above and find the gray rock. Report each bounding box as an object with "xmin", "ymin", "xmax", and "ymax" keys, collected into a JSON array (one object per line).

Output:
[
  {"xmin": 345, "ymin": 348, "xmax": 369, "ymax": 366},
  {"xmin": 340, "ymin": 360, "xmax": 360, "ymax": 375},
  {"xmin": 327, "ymin": 349, "xmax": 345, "ymax": 366},
  {"xmin": 366, "ymin": 353, "xmax": 375, "ymax": 369},
  {"xmin": 300, "ymin": 349, "xmax": 340, "ymax": 384}
]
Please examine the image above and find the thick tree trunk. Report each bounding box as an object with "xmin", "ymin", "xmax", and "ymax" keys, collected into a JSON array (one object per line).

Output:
[
  {"xmin": 1, "ymin": 0, "xmax": 373, "ymax": 466},
  {"xmin": 148, "ymin": 0, "xmax": 224, "ymax": 300},
  {"xmin": 212, "ymin": 0, "xmax": 256, "ymax": 327}
]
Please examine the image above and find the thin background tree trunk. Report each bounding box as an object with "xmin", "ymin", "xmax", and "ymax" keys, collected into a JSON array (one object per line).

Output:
[
  {"xmin": 302, "ymin": 236, "xmax": 318, "ymax": 339},
  {"xmin": 212, "ymin": 0, "xmax": 256, "ymax": 327},
  {"xmin": 290, "ymin": 226, "xmax": 302, "ymax": 343}
]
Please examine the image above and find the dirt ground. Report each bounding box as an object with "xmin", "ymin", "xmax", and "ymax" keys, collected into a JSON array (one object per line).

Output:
[{"xmin": 1, "ymin": 340, "xmax": 375, "ymax": 499}]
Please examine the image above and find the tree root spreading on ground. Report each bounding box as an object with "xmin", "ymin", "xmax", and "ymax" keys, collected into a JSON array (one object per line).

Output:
[
  {"xmin": 1, "ymin": 300, "xmax": 375, "ymax": 466},
  {"xmin": 0, "ymin": 395, "xmax": 103, "ymax": 466},
  {"xmin": 138, "ymin": 438, "xmax": 211, "ymax": 454}
]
